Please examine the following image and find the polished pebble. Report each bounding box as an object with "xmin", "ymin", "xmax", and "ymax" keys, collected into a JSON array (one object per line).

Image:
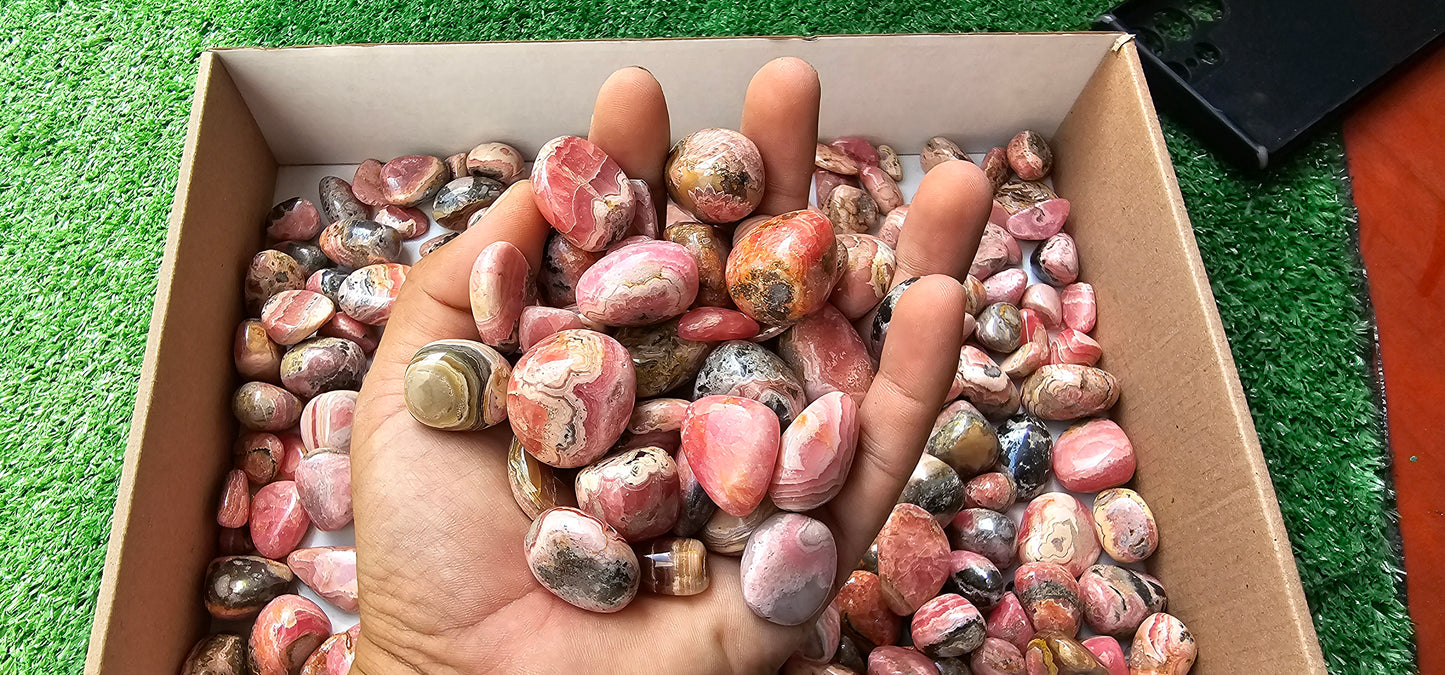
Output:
[
  {"xmin": 1024, "ymin": 633, "xmax": 1109, "ymax": 675},
  {"xmin": 371, "ymin": 203, "xmax": 430, "ymax": 239},
  {"xmin": 987, "ymin": 592, "xmax": 1036, "ymax": 653},
  {"xmin": 467, "ymin": 142, "xmax": 526, "ymax": 183},
  {"xmin": 665, "ymin": 128, "xmax": 766, "ymax": 224},
  {"xmin": 984, "ymin": 269, "xmax": 1029, "ymax": 307},
  {"xmin": 921, "ymin": 136, "xmax": 967, "ymax": 172},
  {"xmin": 859, "ymin": 165, "xmax": 904, "ymax": 214},
  {"xmin": 948, "ymin": 508, "xmax": 1018, "ymax": 568},
  {"xmin": 699, "ymin": 498, "xmax": 777, "ymax": 555},
  {"xmin": 835, "ymin": 569, "xmax": 899, "ymax": 646},
  {"xmin": 276, "ymin": 433, "xmax": 305, "ymax": 481},
  {"xmin": 928, "ymin": 399, "xmax": 1002, "ymax": 480},
  {"xmin": 244, "ymin": 250, "xmax": 306, "ymax": 316},
  {"xmin": 912, "ymin": 594, "xmax": 985, "ymax": 658},
  {"xmin": 575, "ymin": 446, "xmax": 681, "ymax": 541},
  {"xmin": 1050, "ymin": 329, "xmax": 1102, "ymax": 367},
  {"xmin": 300, "ymin": 626, "xmax": 358, "ymax": 675},
  {"xmin": 233, "ymin": 382, "xmax": 302, "ymax": 432},
  {"xmin": 404, "ymin": 339, "xmax": 511, "ymax": 431},
  {"xmin": 337, "ymin": 263, "xmax": 408, "ymax": 326},
  {"xmin": 662, "ymin": 221, "xmax": 732, "ymax": 308},
  {"xmin": 1080, "ymin": 636, "xmax": 1127, "ymax": 675},
  {"xmin": 877, "ymin": 143, "xmax": 904, "ymax": 181},
  {"xmin": 779, "ymin": 304, "xmax": 875, "ymax": 405},
  {"xmin": 681, "ymin": 395, "xmax": 781, "ymax": 516},
  {"xmin": 771, "ymin": 391, "xmax": 860, "ymax": 511},
  {"xmin": 287, "ymin": 546, "xmax": 358, "ymax": 612},
  {"xmin": 875, "ymin": 205, "xmax": 907, "ymax": 248},
  {"xmin": 796, "ymin": 603, "xmax": 842, "ymax": 664},
  {"xmin": 532, "ymin": 135, "xmax": 635, "ymax": 252},
  {"xmin": 1021, "ymin": 284, "xmax": 1063, "ymax": 328},
  {"xmin": 616, "ymin": 318, "xmax": 712, "ymax": 398},
  {"xmin": 727, "ymin": 210, "xmax": 841, "ymax": 325},
  {"xmin": 350, "ymin": 159, "xmax": 388, "ymax": 206},
  {"xmin": 319, "ymin": 218, "xmax": 402, "ymax": 269},
  {"xmin": 832, "ymin": 233, "xmax": 896, "ymax": 320},
  {"xmin": 1017, "ymin": 492, "xmax": 1101, "ymax": 578},
  {"xmin": 318, "ymin": 176, "xmax": 368, "ymax": 224},
  {"xmin": 671, "ymin": 448, "xmax": 718, "ymax": 537},
  {"xmin": 982, "ymin": 146, "xmax": 1010, "ymax": 190},
  {"xmin": 1003, "ymin": 312, "xmax": 1049, "ymax": 383},
  {"xmin": 964, "ymin": 472, "xmax": 1017, "ymax": 511},
  {"xmin": 825, "ymin": 185, "xmax": 880, "ymax": 234},
  {"xmin": 1127, "ymin": 614, "xmax": 1197, "ymax": 675},
  {"xmin": 250, "ymin": 481, "xmax": 310, "ymax": 559},
  {"xmin": 518, "ymin": 306, "xmax": 585, "ymax": 353},
  {"xmin": 868, "ymin": 277, "xmax": 917, "ymax": 358},
  {"xmin": 638, "ymin": 536, "xmax": 710, "ymax": 596},
  {"xmin": 831, "ymin": 136, "xmax": 879, "ymax": 166},
  {"xmin": 741, "ymin": 513, "xmax": 837, "ymax": 625},
  {"xmin": 1078, "ymin": 564, "xmax": 1168, "ymax": 637},
  {"xmin": 217, "ymin": 469, "xmax": 250, "ymax": 528},
  {"xmin": 248, "ymin": 595, "xmax": 332, "ymax": 675},
  {"xmin": 470, "ymin": 241, "xmax": 532, "ymax": 351},
  {"xmin": 1032, "ymin": 233, "xmax": 1080, "ymax": 286},
  {"xmin": 946, "ymin": 549, "xmax": 1006, "ymax": 610},
  {"xmin": 976, "ymin": 302, "xmax": 1024, "ymax": 353},
  {"xmin": 273, "ymin": 241, "xmax": 329, "ymax": 279},
  {"xmin": 182, "ymin": 633, "xmax": 246, "ymax": 675},
  {"xmin": 319, "ymin": 313, "xmax": 378, "ymax": 355},
  {"xmin": 815, "ymin": 142, "xmax": 860, "ymax": 175},
  {"xmin": 262, "ymin": 290, "xmax": 335, "ymax": 346},
  {"xmin": 1015, "ymin": 562, "xmax": 1084, "ymax": 637},
  {"xmin": 1060, "ymin": 283, "xmax": 1096, "ymax": 332},
  {"xmin": 234, "ymin": 432, "xmax": 283, "ymax": 484},
  {"xmin": 295, "ymin": 448, "xmax": 352, "ymax": 531},
  {"xmin": 996, "ymin": 180, "xmax": 1070, "ymax": 241},
  {"xmin": 997, "ymin": 414, "xmax": 1054, "ymax": 499},
  {"xmin": 1007, "ymin": 130, "xmax": 1053, "ymax": 180},
  {"xmin": 677, "ymin": 307, "xmax": 760, "ymax": 341},
  {"xmin": 876, "ymin": 503, "xmax": 952, "ymax": 615},
  {"xmin": 279, "ymin": 337, "xmax": 365, "ymax": 399},
  {"xmin": 626, "ymin": 178, "xmax": 658, "ymax": 238},
  {"xmin": 1021, "ymin": 365, "xmax": 1121, "ymax": 420},
  {"xmin": 524, "ymin": 507, "xmax": 640, "ymax": 613},
  {"xmin": 235, "ymin": 319, "xmax": 283, "ymax": 383},
  {"xmin": 266, "ymin": 197, "xmax": 323, "ymax": 241},
  {"xmin": 306, "ymin": 269, "xmax": 348, "ymax": 305},
  {"xmin": 576, "ymin": 240, "xmax": 700, "ymax": 326},
  {"xmin": 433, "ymin": 175, "xmax": 504, "ymax": 229},
  {"xmin": 815, "ymin": 169, "xmax": 859, "ymax": 209},
  {"xmin": 973, "ymin": 637, "xmax": 1027, "ymax": 675},
  {"xmin": 693, "ymin": 340, "xmax": 807, "ymax": 424},
  {"xmin": 869, "ymin": 646, "xmax": 941, "ymax": 675},
  {"xmin": 204, "ymin": 555, "xmax": 294, "ymax": 620},
  {"xmin": 1092, "ymin": 489, "xmax": 1159, "ymax": 563},
  {"xmin": 948, "ymin": 346, "xmax": 1016, "ymax": 413},
  {"xmin": 507, "ymin": 437, "xmax": 571, "ymax": 519},
  {"xmin": 419, "ymin": 232, "xmax": 458, "ymax": 258},
  {"xmin": 539, "ymin": 231, "xmax": 604, "ymax": 306},
  {"xmin": 1053, "ymin": 419, "xmax": 1134, "ymax": 491},
  {"xmin": 508, "ymin": 330, "xmax": 635, "ymax": 468},
  {"xmin": 972, "ymin": 223, "xmax": 1015, "ymax": 280},
  {"xmin": 380, "ymin": 154, "xmax": 448, "ymax": 207},
  {"xmin": 897, "ymin": 453, "xmax": 965, "ymax": 526}
]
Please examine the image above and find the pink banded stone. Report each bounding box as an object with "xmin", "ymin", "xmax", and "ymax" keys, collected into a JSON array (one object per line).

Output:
[
  {"xmin": 1006, "ymin": 198, "xmax": 1070, "ymax": 241},
  {"xmin": 999, "ymin": 313, "xmax": 1050, "ymax": 380},
  {"xmin": 1015, "ymin": 563, "xmax": 1084, "ymax": 637},
  {"xmin": 1092, "ymin": 489, "xmax": 1159, "ymax": 563},
  {"xmin": 875, "ymin": 205, "xmax": 907, "ymax": 249},
  {"xmin": 836, "ymin": 569, "xmax": 899, "ymax": 646},
  {"xmin": 525, "ymin": 507, "xmax": 640, "ymax": 613},
  {"xmin": 261, "ymin": 290, "xmax": 335, "ymax": 346},
  {"xmin": 778, "ymin": 304, "xmax": 875, "ymax": 405},
  {"xmin": 912, "ymin": 593, "xmax": 986, "ymax": 658},
  {"xmin": 972, "ymin": 637, "xmax": 1026, "ymax": 675},
  {"xmin": 233, "ymin": 383, "xmax": 302, "ymax": 432},
  {"xmin": 575, "ymin": 446, "xmax": 681, "ymax": 541},
  {"xmin": 672, "ymin": 448, "xmax": 718, "ymax": 537},
  {"xmin": 831, "ymin": 233, "xmax": 896, "ymax": 320},
  {"xmin": 248, "ymin": 595, "xmax": 331, "ymax": 675},
  {"xmin": 277, "ymin": 433, "xmax": 305, "ymax": 481},
  {"xmin": 319, "ymin": 313, "xmax": 379, "ymax": 353},
  {"xmin": 301, "ymin": 389, "xmax": 356, "ymax": 452},
  {"xmin": 677, "ymin": 307, "xmax": 760, "ymax": 341},
  {"xmin": 1021, "ymin": 364, "xmax": 1121, "ymax": 420},
  {"xmin": 876, "ymin": 503, "xmax": 952, "ymax": 615},
  {"xmin": 295, "ymin": 448, "xmax": 352, "ymax": 531},
  {"xmin": 983, "ymin": 268, "xmax": 1028, "ymax": 307},
  {"xmin": 680, "ymin": 395, "xmax": 781, "ymax": 516},
  {"xmin": 300, "ymin": 627, "xmax": 357, "ymax": 675},
  {"xmin": 470, "ymin": 241, "xmax": 531, "ymax": 352},
  {"xmin": 235, "ymin": 319, "xmax": 283, "ymax": 383},
  {"xmin": 1078, "ymin": 565, "xmax": 1168, "ymax": 638},
  {"xmin": 539, "ymin": 232, "xmax": 602, "ymax": 306},
  {"xmin": 831, "ymin": 136, "xmax": 879, "ymax": 166},
  {"xmin": 1053, "ymin": 419, "xmax": 1135, "ymax": 492},
  {"xmin": 575, "ymin": 240, "xmax": 700, "ymax": 326},
  {"xmin": 1032, "ymin": 232, "xmax": 1080, "ymax": 286},
  {"xmin": 351, "ymin": 158, "xmax": 388, "ymax": 206},
  {"xmin": 1050, "ymin": 328, "xmax": 1102, "ymax": 367},
  {"xmin": 740, "ymin": 513, "xmax": 837, "ymax": 626},
  {"xmin": 986, "ymin": 592, "xmax": 1035, "ymax": 653},
  {"xmin": 1081, "ymin": 636, "xmax": 1128, "ymax": 675},
  {"xmin": 1017, "ymin": 492, "xmax": 1101, "ymax": 578},
  {"xmin": 814, "ymin": 169, "xmax": 859, "ymax": 209},
  {"xmin": 795, "ymin": 603, "xmax": 841, "ymax": 663},
  {"xmin": 1020, "ymin": 284, "xmax": 1063, "ymax": 328},
  {"xmin": 183, "ymin": 634, "xmax": 245, "ymax": 674},
  {"xmin": 266, "ymin": 197, "xmax": 323, "ymax": 242},
  {"xmin": 859, "ymin": 165, "xmax": 904, "ymax": 214},
  {"xmin": 287, "ymin": 546, "xmax": 358, "ymax": 612},
  {"xmin": 234, "ymin": 432, "xmax": 283, "ymax": 485},
  {"xmin": 868, "ymin": 646, "xmax": 941, "ymax": 675},
  {"xmin": 518, "ymin": 305, "xmax": 586, "ymax": 353},
  {"xmin": 726, "ymin": 210, "xmax": 841, "ymax": 325},
  {"xmin": 250, "ymin": 481, "xmax": 310, "ymax": 559},
  {"xmin": 1128, "ymin": 613, "xmax": 1197, "ymax": 675},
  {"xmin": 665, "ymin": 128, "xmax": 765, "ymax": 224},
  {"xmin": 380, "ymin": 155, "xmax": 447, "ymax": 207},
  {"xmin": 467, "ymin": 142, "xmax": 526, "ymax": 183},
  {"xmin": 337, "ymin": 263, "xmax": 407, "ymax": 326},
  {"xmin": 627, "ymin": 178, "xmax": 659, "ymax": 239},
  {"xmin": 532, "ymin": 135, "xmax": 636, "ymax": 252},
  {"xmin": 770, "ymin": 391, "xmax": 860, "ymax": 511},
  {"xmin": 971, "ymin": 226, "xmax": 1012, "ymax": 281},
  {"xmin": 371, "ymin": 204, "xmax": 430, "ymax": 240},
  {"xmin": 964, "ymin": 472, "xmax": 1016, "ymax": 512},
  {"xmin": 217, "ymin": 469, "xmax": 250, "ymax": 528},
  {"xmin": 628, "ymin": 398, "xmax": 689, "ymax": 434},
  {"xmin": 1061, "ymin": 283, "xmax": 1096, "ymax": 332},
  {"xmin": 508, "ymin": 330, "xmax": 636, "ymax": 468},
  {"xmin": 948, "ymin": 346, "xmax": 1015, "ymax": 408}
]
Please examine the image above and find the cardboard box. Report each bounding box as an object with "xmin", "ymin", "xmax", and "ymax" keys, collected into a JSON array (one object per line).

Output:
[{"xmin": 85, "ymin": 35, "xmax": 1326, "ymax": 673}]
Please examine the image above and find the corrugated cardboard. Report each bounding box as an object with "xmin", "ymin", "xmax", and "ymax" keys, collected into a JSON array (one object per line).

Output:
[{"xmin": 85, "ymin": 35, "xmax": 1326, "ymax": 674}]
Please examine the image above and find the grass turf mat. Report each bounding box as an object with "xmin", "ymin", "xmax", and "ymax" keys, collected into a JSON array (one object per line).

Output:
[{"xmin": 0, "ymin": 0, "xmax": 1413, "ymax": 671}]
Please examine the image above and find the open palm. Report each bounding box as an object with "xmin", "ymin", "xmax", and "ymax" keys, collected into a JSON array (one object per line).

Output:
[{"xmin": 349, "ymin": 59, "xmax": 994, "ymax": 675}]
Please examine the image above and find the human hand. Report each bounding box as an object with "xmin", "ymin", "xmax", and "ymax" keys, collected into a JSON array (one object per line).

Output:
[{"xmin": 349, "ymin": 58, "xmax": 994, "ymax": 674}]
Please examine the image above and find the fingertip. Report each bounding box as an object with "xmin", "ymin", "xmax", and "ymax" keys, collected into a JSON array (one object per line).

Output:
[
  {"xmin": 754, "ymin": 56, "xmax": 820, "ymax": 91},
  {"xmin": 742, "ymin": 57, "xmax": 821, "ymax": 215},
  {"xmin": 589, "ymin": 67, "xmax": 671, "ymax": 202},
  {"xmin": 893, "ymin": 160, "xmax": 995, "ymax": 282}
]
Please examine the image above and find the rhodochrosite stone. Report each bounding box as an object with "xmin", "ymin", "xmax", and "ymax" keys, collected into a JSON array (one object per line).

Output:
[
  {"xmin": 301, "ymin": 390, "xmax": 356, "ymax": 452},
  {"xmin": 524, "ymin": 507, "xmax": 640, "ymax": 613},
  {"xmin": 539, "ymin": 232, "xmax": 603, "ymax": 306},
  {"xmin": 867, "ymin": 646, "xmax": 940, "ymax": 675},
  {"xmin": 726, "ymin": 210, "xmax": 841, "ymax": 325},
  {"xmin": 261, "ymin": 290, "xmax": 334, "ymax": 346},
  {"xmin": 740, "ymin": 513, "xmax": 837, "ymax": 625},
  {"xmin": 795, "ymin": 604, "xmax": 841, "ymax": 663},
  {"xmin": 1128, "ymin": 614, "xmax": 1197, "ymax": 675},
  {"xmin": 677, "ymin": 307, "xmax": 760, "ymax": 341},
  {"xmin": 665, "ymin": 128, "xmax": 766, "ymax": 224},
  {"xmin": 948, "ymin": 508, "xmax": 1018, "ymax": 568},
  {"xmin": 404, "ymin": 340, "xmax": 511, "ymax": 431},
  {"xmin": 770, "ymin": 391, "xmax": 860, "ymax": 511},
  {"xmin": 216, "ymin": 469, "xmax": 250, "ymax": 528},
  {"xmin": 928, "ymin": 400, "xmax": 1002, "ymax": 479},
  {"xmin": 1024, "ymin": 634, "xmax": 1109, "ymax": 675},
  {"xmin": 337, "ymin": 263, "xmax": 408, "ymax": 326},
  {"xmin": 508, "ymin": 438, "xmax": 571, "ymax": 520},
  {"xmin": 1078, "ymin": 564, "xmax": 1168, "ymax": 637},
  {"xmin": 575, "ymin": 446, "xmax": 681, "ymax": 541},
  {"xmin": 1060, "ymin": 283, "xmax": 1097, "ymax": 332},
  {"xmin": 898, "ymin": 454, "xmax": 966, "ymax": 525},
  {"xmin": 1081, "ymin": 636, "xmax": 1128, "ymax": 675},
  {"xmin": 519, "ymin": 306, "xmax": 588, "ymax": 352},
  {"xmin": 987, "ymin": 592, "xmax": 1036, "ymax": 652},
  {"xmin": 532, "ymin": 135, "xmax": 636, "ymax": 252},
  {"xmin": 250, "ymin": 481, "xmax": 310, "ymax": 560},
  {"xmin": 508, "ymin": 330, "xmax": 636, "ymax": 468},
  {"xmin": 287, "ymin": 546, "xmax": 358, "ymax": 612},
  {"xmin": 380, "ymin": 155, "xmax": 448, "ymax": 207},
  {"xmin": 616, "ymin": 318, "xmax": 711, "ymax": 398},
  {"xmin": 671, "ymin": 448, "xmax": 718, "ymax": 537},
  {"xmin": 681, "ymin": 395, "xmax": 781, "ymax": 516},
  {"xmin": 1017, "ymin": 492, "xmax": 1101, "ymax": 578},
  {"xmin": 777, "ymin": 304, "xmax": 875, "ymax": 405},
  {"xmin": 1092, "ymin": 489, "xmax": 1159, "ymax": 563},
  {"xmin": 699, "ymin": 499, "xmax": 778, "ymax": 555},
  {"xmin": 182, "ymin": 634, "xmax": 245, "ymax": 675},
  {"xmin": 295, "ymin": 448, "xmax": 352, "ymax": 531},
  {"xmin": 248, "ymin": 595, "xmax": 331, "ymax": 675},
  {"xmin": 470, "ymin": 241, "xmax": 532, "ymax": 352},
  {"xmin": 278, "ymin": 337, "xmax": 365, "ymax": 399},
  {"xmin": 835, "ymin": 570, "xmax": 898, "ymax": 646},
  {"xmin": 912, "ymin": 593, "xmax": 986, "ymax": 658},
  {"xmin": 876, "ymin": 503, "xmax": 952, "ymax": 615},
  {"xmin": 204, "ymin": 556, "xmax": 294, "ymax": 620},
  {"xmin": 1021, "ymin": 365, "xmax": 1121, "ymax": 420},
  {"xmin": 1050, "ymin": 328, "xmax": 1103, "ymax": 367},
  {"xmin": 575, "ymin": 240, "xmax": 700, "ymax": 326},
  {"xmin": 945, "ymin": 549, "xmax": 1006, "ymax": 610},
  {"xmin": 233, "ymin": 382, "xmax": 303, "ymax": 432},
  {"xmin": 693, "ymin": 340, "xmax": 808, "ymax": 424},
  {"xmin": 1052, "ymin": 418, "xmax": 1135, "ymax": 491},
  {"xmin": 1015, "ymin": 563, "xmax": 1084, "ymax": 637},
  {"xmin": 831, "ymin": 233, "xmax": 896, "ymax": 320},
  {"xmin": 266, "ymin": 197, "xmax": 323, "ymax": 241},
  {"xmin": 662, "ymin": 221, "xmax": 732, "ymax": 307},
  {"xmin": 300, "ymin": 626, "xmax": 358, "ymax": 675},
  {"xmin": 973, "ymin": 637, "xmax": 1027, "ymax": 675}
]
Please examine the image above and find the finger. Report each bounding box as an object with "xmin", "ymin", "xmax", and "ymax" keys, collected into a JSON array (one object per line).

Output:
[
  {"xmin": 741, "ymin": 57, "xmax": 820, "ymax": 215},
  {"xmin": 893, "ymin": 159, "xmax": 993, "ymax": 283},
  {"xmin": 820, "ymin": 275, "xmax": 966, "ymax": 579},
  {"xmin": 588, "ymin": 66, "xmax": 671, "ymax": 220}
]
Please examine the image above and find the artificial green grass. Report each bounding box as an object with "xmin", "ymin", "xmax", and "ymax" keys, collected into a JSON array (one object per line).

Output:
[{"xmin": 0, "ymin": 0, "xmax": 1412, "ymax": 672}]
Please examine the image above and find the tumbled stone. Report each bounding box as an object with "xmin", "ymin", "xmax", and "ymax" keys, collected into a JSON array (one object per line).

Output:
[
  {"xmin": 272, "ymin": 242, "xmax": 330, "ymax": 285},
  {"xmin": 996, "ymin": 180, "xmax": 1070, "ymax": 241},
  {"xmin": 1047, "ymin": 330, "xmax": 1099, "ymax": 368},
  {"xmin": 946, "ymin": 549, "xmax": 1006, "ymax": 609},
  {"xmin": 869, "ymin": 646, "xmax": 941, "ymax": 675},
  {"xmin": 1078, "ymin": 564, "xmax": 1167, "ymax": 638},
  {"xmin": 1025, "ymin": 633, "xmax": 1109, "ymax": 675},
  {"xmin": 306, "ymin": 269, "xmax": 348, "ymax": 305},
  {"xmin": 947, "ymin": 347, "xmax": 1015, "ymax": 412},
  {"xmin": 825, "ymin": 185, "xmax": 879, "ymax": 235},
  {"xmin": 295, "ymin": 448, "xmax": 352, "ymax": 531},
  {"xmin": 1015, "ymin": 563, "xmax": 1084, "ymax": 637},
  {"xmin": 182, "ymin": 633, "xmax": 245, "ymax": 675},
  {"xmin": 935, "ymin": 658, "xmax": 971, "ymax": 675},
  {"xmin": 276, "ymin": 433, "xmax": 305, "ymax": 481},
  {"xmin": 1051, "ymin": 419, "xmax": 1134, "ymax": 491},
  {"xmin": 987, "ymin": 592, "xmax": 1036, "ymax": 653},
  {"xmin": 318, "ymin": 176, "xmax": 368, "ymax": 224},
  {"xmin": 319, "ymin": 314, "xmax": 376, "ymax": 356},
  {"xmin": 1021, "ymin": 365, "xmax": 1120, "ymax": 420},
  {"xmin": 267, "ymin": 197, "xmax": 323, "ymax": 241},
  {"xmin": 285, "ymin": 545, "xmax": 358, "ymax": 613},
  {"xmin": 728, "ymin": 210, "xmax": 841, "ymax": 325},
  {"xmin": 535, "ymin": 234, "xmax": 597, "ymax": 307},
  {"xmin": 469, "ymin": 241, "xmax": 531, "ymax": 351},
  {"xmin": 245, "ymin": 250, "xmax": 306, "ymax": 316},
  {"xmin": 517, "ymin": 306, "xmax": 583, "ymax": 353},
  {"xmin": 699, "ymin": 498, "xmax": 777, "ymax": 554},
  {"xmin": 897, "ymin": 453, "xmax": 964, "ymax": 525},
  {"xmin": 971, "ymin": 223, "xmax": 1014, "ymax": 280},
  {"xmin": 371, "ymin": 203, "xmax": 429, "ymax": 240},
  {"xmin": 662, "ymin": 221, "xmax": 732, "ymax": 308},
  {"xmin": 670, "ymin": 449, "xmax": 718, "ymax": 537},
  {"xmin": 419, "ymin": 232, "xmax": 458, "ymax": 258},
  {"xmin": 859, "ymin": 165, "xmax": 904, "ymax": 215},
  {"xmin": 1000, "ymin": 318, "xmax": 1050, "ymax": 380},
  {"xmin": 503, "ymin": 437, "xmax": 568, "ymax": 519},
  {"xmin": 876, "ymin": 503, "xmax": 951, "ymax": 615},
  {"xmin": 232, "ymin": 432, "xmax": 283, "ymax": 485},
  {"xmin": 217, "ymin": 469, "xmax": 250, "ymax": 528},
  {"xmin": 350, "ymin": 159, "xmax": 388, "ymax": 207},
  {"xmin": 778, "ymin": 304, "xmax": 875, "ymax": 405},
  {"xmin": 218, "ymin": 527, "xmax": 256, "ymax": 557},
  {"xmin": 300, "ymin": 626, "xmax": 358, "ymax": 675},
  {"xmin": 402, "ymin": 339, "xmax": 511, "ymax": 432},
  {"xmin": 981, "ymin": 146, "xmax": 1010, "ymax": 190},
  {"xmin": 947, "ymin": 508, "xmax": 1017, "ymax": 568},
  {"xmin": 836, "ymin": 569, "xmax": 898, "ymax": 645},
  {"xmin": 741, "ymin": 512, "xmax": 837, "ymax": 625},
  {"xmin": 575, "ymin": 446, "xmax": 681, "ymax": 541},
  {"xmin": 964, "ymin": 472, "xmax": 1016, "ymax": 511},
  {"xmin": 204, "ymin": 555, "xmax": 294, "ymax": 620},
  {"xmin": 235, "ymin": 319, "xmax": 283, "ymax": 383},
  {"xmin": 921, "ymin": 136, "xmax": 967, "ymax": 172},
  {"xmin": 677, "ymin": 307, "xmax": 760, "ymax": 342},
  {"xmin": 693, "ymin": 340, "xmax": 807, "ymax": 424},
  {"xmin": 576, "ymin": 240, "xmax": 700, "ymax": 326},
  {"xmin": 262, "ymin": 290, "xmax": 334, "ymax": 347},
  {"xmin": 1080, "ymin": 636, "xmax": 1127, "ymax": 675},
  {"xmin": 614, "ymin": 318, "xmax": 710, "ymax": 398},
  {"xmin": 1128, "ymin": 614, "xmax": 1197, "ymax": 675},
  {"xmin": 508, "ymin": 330, "xmax": 634, "ymax": 467},
  {"xmin": 379, "ymin": 154, "xmax": 448, "ymax": 207},
  {"xmin": 770, "ymin": 391, "xmax": 860, "ymax": 511},
  {"xmin": 814, "ymin": 169, "xmax": 859, "ymax": 210},
  {"xmin": 681, "ymin": 395, "xmax": 781, "ymax": 516},
  {"xmin": 997, "ymin": 414, "xmax": 1053, "ymax": 499},
  {"xmin": 975, "ymin": 303, "xmax": 1023, "ymax": 353},
  {"xmin": 781, "ymin": 659, "xmax": 859, "ymax": 675},
  {"xmin": 233, "ymin": 382, "xmax": 302, "ymax": 432},
  {"xmin": 911, "ymin": 594, "xmax": 985, "ymax": 658},
  {"xmin": 1007, "ymin": 131, "xmax": 1053, "ymax": 181},
  {"xmin": 532, "ymin": 135, "xmax": 636, "ymax": 251},
  {"xmin": 1017, "ymin": 492, "xmax": 1101, "ymax": 578},
  {"xmin": 665, "ymin": 128, "xmax": 766, "ymax": 224},
  {"xmin": 467, "ymin": 141, "xmax": 526, "ymax": 183},
  {"xmin": 1092, "ymin": 488, "xmax": 1159, "ymax": 563},
  {"xmin": 280, "ymin": 337, "xmax": 364, "ymax": 399},
  {"xmin": 875, "ymin": 205, "xmax": 907, "ymax": 248},
  {"xmin": 815, "ymin": 142, "xmax": 860, "ymax": 175},
  {"xmin": 319, "ymin": 218, "xmax": 402, "ymax": 269},
  {"xmin": 973, "ymin": 637, "xmax": 1027, "ymax": 675},
  {"xmin": 248, "ymin": 595, "xmax": 332, "ymax": 675},
  {"xmin": 876, "ymin": 143, "xmax": 904, "ymax": 181},
  {"xmin": 250, "ymin": 480, "xmax": 310, "ymax": 560},
  {"xmin": 1020, "ymin": 284, "xmax": 1062, "ymax": 329},
  {"xmin": 525, "ymin": 506, "xmax": 640, "ymax": 612},
  {"xmin": 984, "ymin": 269, "xmax": 1028, "ymax": 307},
  {"xmin": 793, "ymin": 602, "xmax": 842, "ymax": 664},
  {"xmin": 433, "ymin": 175, "xmax": 504, "ymax": 229},
  {"xmin": 624, "ymin": 178, "xmax": 658, "ymax": 239},
  {"xmin": 337, "ymin": 262, "xmax": 408, "ymax": 326},
  {"xmin": 927, "ymin": 400, "xmax": 1001, "ymax": 480},
  {"xmin": 1059, "ymin": 283, "xmax": 1096, "ymax": 332},
  {"xmin": 831, "ymin": 233, "xmax": 895, "ymax": 320},
  {"xmin": 1032, "ymin": 233, "xmax": 1079, "ymax": 286},
  {"xmin": 829, "ymin": 136, "xmax": 879, "ymax": 166}
]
